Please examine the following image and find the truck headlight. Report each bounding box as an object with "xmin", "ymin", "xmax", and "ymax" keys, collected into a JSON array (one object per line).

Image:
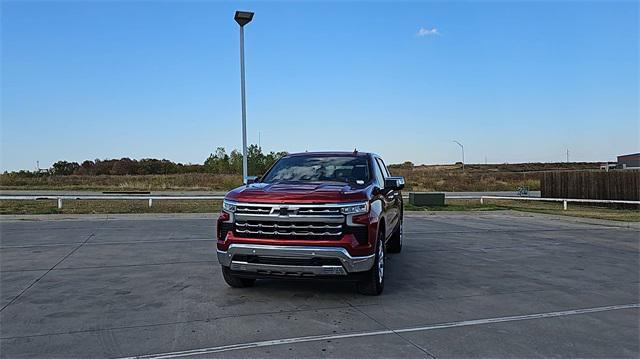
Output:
[
  {"xmin": 222, "ymin": 200, "xmax": 237, "ymax": 213},
  {"xmin": 341, "ymin": 202, "xmax": 369, "ymax": 215}
]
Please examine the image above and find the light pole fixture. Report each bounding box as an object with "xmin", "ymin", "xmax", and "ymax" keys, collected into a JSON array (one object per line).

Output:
[
  {"xmin": 235, "ymin": 10, "xmax": 254, "ymax": 184},
  {"xmin": 453, "ymin": 140, "xmax": 465, "ymax": 172}
]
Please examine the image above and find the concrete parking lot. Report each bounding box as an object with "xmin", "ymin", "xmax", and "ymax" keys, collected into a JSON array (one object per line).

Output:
[{"xmin": 0, "ymin": 211, "xmax": 638, "ymax": 358}]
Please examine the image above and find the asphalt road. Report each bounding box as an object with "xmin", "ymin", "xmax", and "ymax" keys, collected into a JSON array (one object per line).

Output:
[{"xmin": 0, "ymin": 212, "xmax": 637, "ymax": 358}]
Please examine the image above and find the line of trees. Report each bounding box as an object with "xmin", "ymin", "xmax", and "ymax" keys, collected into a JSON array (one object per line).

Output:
[
  {"xmin": 6, "ymin": 145, "xmax": 287, "ymax": 177},
  {"xmin": 203, "ymin": 145, "xmax": 287, "ymax": 176}
]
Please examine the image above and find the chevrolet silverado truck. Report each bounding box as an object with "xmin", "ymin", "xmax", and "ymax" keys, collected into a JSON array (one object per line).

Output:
[{"xmin": 216, "ymin": 151, "xmax": 404, "ymax": 295}]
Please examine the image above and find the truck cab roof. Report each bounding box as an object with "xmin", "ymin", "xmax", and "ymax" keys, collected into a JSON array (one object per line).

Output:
[{"xmin": 285, "ymin": 151, "xmax": 380, "ymax": 158}]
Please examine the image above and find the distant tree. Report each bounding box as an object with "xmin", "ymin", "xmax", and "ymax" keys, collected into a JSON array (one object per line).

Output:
[
  {"xmin": 51, "ymin": 161, "xmax": 80, "ymax": 176},
  {"xmin": 247, "ymin": 144, "xmax": 265, "ymax": 176},
  {"xmin": 138, "ymin": 159, "xmax": 163, "ymax": 175},
  {"xmin": 205, "ymin": 145, "xmax": 286, "ymax": 176},
  {"xmin": 204, "ymin": 147, "xmax": 231, "ymax": 174},
  {"xmin": 94, "ymin": 159, "xmax": 114, "ymax": 175},
  {"xmin": 180, "ymin": 164, "xmax": 203, "ymax": 173},
  {"xmin": 229, "ymin": 149, "xmax": 243, "ymax": 174},
  {"xmin": 110, "ymin": 158, "xmax": 138, "ymax": 175},
  {"xmin": 14, "ymin": 146, "xmax": 287, "ymax": 177},
  {"xmin": 76, "ymin": 160, "xmax": 96, "ymax": 175}
]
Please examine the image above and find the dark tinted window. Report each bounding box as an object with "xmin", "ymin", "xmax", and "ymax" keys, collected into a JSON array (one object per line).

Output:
[
  {"xmin": 261, "ymin": 156, "xmax": 371, "ymax": 184},
  {"xmin": 372, "ymin": 157, "xmax": 385, "ymax": 185},
  {"xmin": 376, "ymin": 158, "xmax": 390, "ymax": 177}
]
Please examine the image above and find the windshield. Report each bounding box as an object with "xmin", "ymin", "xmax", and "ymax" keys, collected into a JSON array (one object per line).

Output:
[{"xmin": 261, "ymin": 155, "xmax": 371, "ymax": 184}]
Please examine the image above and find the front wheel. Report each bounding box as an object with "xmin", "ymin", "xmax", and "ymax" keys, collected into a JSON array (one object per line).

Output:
[
  {"xmin": 221, "ymin": 266, "xmax": 256, "ymax": 288},
  {"xmin": 356, "ymin": 230, "xmax": 385, "ymax": 295}
]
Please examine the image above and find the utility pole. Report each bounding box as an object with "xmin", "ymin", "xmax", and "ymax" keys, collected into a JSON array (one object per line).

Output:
[
  {"xmin": 234, "ymin": 11, "xmax": 254, "ymax": 184},
  {"xmin": 453, "ymin": 140, "xmax": 465, "ymax": 172},
  {"xmin": 566, "ymin": 149, "xmax": 570, "ymax": 163}
]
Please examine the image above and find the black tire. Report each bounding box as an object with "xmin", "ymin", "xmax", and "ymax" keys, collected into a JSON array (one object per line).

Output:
[
  {"xmin": 356, "ymin": 230, "xmax": 385, "ymax": 295},
  {"xmin": 221, "ymin": 266, "xmax": 256, "ymax": 288},
  {"xmin": 387, "ymin": 218, "xmax": 403, "ymax": 253}
]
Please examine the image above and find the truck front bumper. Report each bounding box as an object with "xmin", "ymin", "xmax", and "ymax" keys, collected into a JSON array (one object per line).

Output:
[{"xmin": 217, "ymin": 243, "xmax": 375, "ymax": 277}]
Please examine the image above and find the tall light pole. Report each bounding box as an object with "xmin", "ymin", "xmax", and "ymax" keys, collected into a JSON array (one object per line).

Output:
[
  {"xmin": 235, "ymin": 10, "xmax": 254, "ymax": 183},
  {"xmin": 453, "ymin": 140, "xmax": 465, "ymax": 172}
]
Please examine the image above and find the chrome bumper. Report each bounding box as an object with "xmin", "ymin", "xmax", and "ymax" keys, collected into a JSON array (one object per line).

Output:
[{"xmin": 217, "ymin": 243, "xmax": 375, "ymax": 276}]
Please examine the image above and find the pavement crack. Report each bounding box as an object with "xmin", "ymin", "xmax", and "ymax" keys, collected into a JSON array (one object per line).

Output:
[
  {"xmin": 0, "ymin": 304, "xmax": 354, "ymax": 340},
  {"xmin": 345, "ymin": 301, "xmax": 437, "ymax": 359},
  {"xmin": 0, "ymin": 233, "xmax": 95, "ymax": 313}
]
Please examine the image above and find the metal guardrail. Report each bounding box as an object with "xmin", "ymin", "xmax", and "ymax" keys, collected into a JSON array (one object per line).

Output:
[
  {"xmin": 0, "ymin": 194, "xmax": 637, "ymax": 210},
  {"xmin": 479, "ymin": 196, "xmax": 639, "ymax": 210},
  {"xmin": 0, "ymin": 194, "xmax": 462, "ymax": 209},
  {"xmin": 0, "ymin": 195, "xmax": 225, "ymax": 209}
]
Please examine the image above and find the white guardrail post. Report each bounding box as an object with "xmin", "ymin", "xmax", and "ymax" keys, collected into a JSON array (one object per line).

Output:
[
  {"xmin": 563, "ymin": 200, "xmax": 568, "ymax": 211},
  {"xmin": 57, "ymin": 198, "xmax": 63, "ymax": 209},
  {"xmin": 148, "ymin": 198, "xmax": 153, "ymax": 208}
]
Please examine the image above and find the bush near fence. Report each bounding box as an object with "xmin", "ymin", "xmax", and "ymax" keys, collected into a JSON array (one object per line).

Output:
[{"xmin": 541, "ymin": 170, "xmax": 639, "ymax": 201}]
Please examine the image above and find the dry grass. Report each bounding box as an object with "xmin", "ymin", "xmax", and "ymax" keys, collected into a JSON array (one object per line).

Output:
[
  {"xmin": 405, "ymin": 199, "xmax": 504, "ymax": 212},
  {"xmin": 404, "ymin": 198, "xmax": 639, "ymax": 222},
  {"xmin": 0, "ymin": 199, "xmax": 222, "ymax": 215},
  {"xmin": 390, "ymin": 162, "xmax": 599, "ymax": 192},
  {"xmin": 1, "ymin": 162, "xmax": 601, "ymax": 192},
  {"xmin": 486, "ymin": 199, "xmax": 640, "ymax": 222},
  {"xmin": 0, "ymin": 173, "xmax": 241, "ymax": 191}
]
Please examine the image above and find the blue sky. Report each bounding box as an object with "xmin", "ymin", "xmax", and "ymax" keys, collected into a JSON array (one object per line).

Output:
[{"xmin": 1, "ymin": 1, "xmax": 638, "ymax": 171}]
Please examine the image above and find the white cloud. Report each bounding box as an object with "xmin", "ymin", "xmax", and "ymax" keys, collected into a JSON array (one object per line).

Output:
[{"xmin": 416, "ymin": 27, "xmax": 440, "ymax": 37}]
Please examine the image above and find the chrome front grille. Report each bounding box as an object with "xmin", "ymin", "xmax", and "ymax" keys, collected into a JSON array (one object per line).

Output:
[
  {"xmin": 233, "ymin": 203, "xmax": 344, "ymax": 223},
  {"xmin": 236, "ymin": 205, "xmax": 271, "ymax": 215},
  {"xmin": 296, "ymin": 208, "xmax": 342, "ymax": 216},
  {"xmin": 228, "ymin": 202, "xmax": 368, "ymax": 240},
  {"xmin": 235, "ymin": 221, "xmax": 343, "ymax": 239}
]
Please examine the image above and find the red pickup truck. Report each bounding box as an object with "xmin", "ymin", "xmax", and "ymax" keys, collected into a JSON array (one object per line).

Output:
[{"xmin": 216, "ymin": 151, "xmax": 404, "ymax": 295}]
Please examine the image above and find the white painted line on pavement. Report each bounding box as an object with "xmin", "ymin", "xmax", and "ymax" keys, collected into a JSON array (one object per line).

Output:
[{"xmin": 119, "ymin": 303, "xmax": 640, "ymax": 359}]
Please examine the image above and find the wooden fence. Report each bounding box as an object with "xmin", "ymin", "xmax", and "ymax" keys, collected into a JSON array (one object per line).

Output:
[{"xmin": 541, "ymin": 170, "xmax": 639, "ymax": 201}]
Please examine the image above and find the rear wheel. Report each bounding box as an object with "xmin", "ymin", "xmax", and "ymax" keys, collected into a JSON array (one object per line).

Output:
[
  {"xmin": 356, "ymin": 230, "xmax": 385, "ymax": 295},
  {"xmin": 387, "ymin": 219, "xmax": 403, "ymax": 253},
  {"xmin": 221, "ymin": 266, "xmax": 256, "ymax": 288}
]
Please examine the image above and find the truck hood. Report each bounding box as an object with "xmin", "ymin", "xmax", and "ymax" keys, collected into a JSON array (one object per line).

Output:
[{"xmin": 225, "ymin": 182, "xmax": 370, "ymax": 204}]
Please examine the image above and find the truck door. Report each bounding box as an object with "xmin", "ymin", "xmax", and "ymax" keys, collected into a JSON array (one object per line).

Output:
[{"xmin": 375, "ymin": 157, "xmax": 400, "ymax": 238}]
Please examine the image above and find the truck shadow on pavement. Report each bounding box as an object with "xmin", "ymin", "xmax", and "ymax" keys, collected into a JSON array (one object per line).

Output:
[{"xmin": 219, "ymin": 253, "xmax": 406, "ymax": 298}]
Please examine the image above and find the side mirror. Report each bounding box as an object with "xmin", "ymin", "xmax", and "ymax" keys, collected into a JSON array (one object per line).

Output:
[
  {"xmin": 245, "ymin": 176, "xmax": 259, "ymax": 185},
  {"xmin": 384, "ymin": 176, "xmax": 405, "ymax": 191}
]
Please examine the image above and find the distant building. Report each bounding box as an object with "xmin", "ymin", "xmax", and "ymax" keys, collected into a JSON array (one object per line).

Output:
[
  {"xmin": 617, "ymin": 153, "xmax": 640, "ymax": 169},
  {"xmin": 600, "ymin": 162, "xmax": 617, "ymax": 170}
]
